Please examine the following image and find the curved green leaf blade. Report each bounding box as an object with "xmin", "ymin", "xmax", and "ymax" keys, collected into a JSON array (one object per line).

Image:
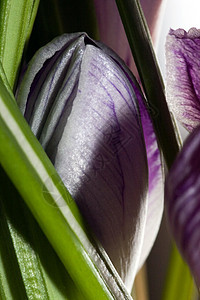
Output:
[
  {"xmin": 0, "ymin": 192, "xmax": 27, "ymax": 300},
  {"xmin": 0, "ymin": 168, "xmax": 86, "ymax": 299},
  {"xmin": 0, "ymin": 77, "xmax": 132, "ymax": 299},
  {"xmin": 0, "ymin": 0, "xmax": 40, "ymax": 89}
]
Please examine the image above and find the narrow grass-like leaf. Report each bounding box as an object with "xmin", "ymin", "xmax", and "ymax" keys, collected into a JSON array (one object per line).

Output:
[
  {"xmin": 0, "ymin": 191, "xmax": 27, "ymax": 300},
  {"xmin": 0, "ymin": 77, "xmax": 132, "ymax": 299},
  {"xmin": 0, "ymin": 167, "xmax": 86, "ymax": 299},
  {"xmin": 0, "ymin": 0, "xmax": 40, "ymax": 89}
]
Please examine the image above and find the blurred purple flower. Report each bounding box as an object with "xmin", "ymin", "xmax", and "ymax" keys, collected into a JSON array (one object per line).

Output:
[
  {"xmin": 165, "ymin": 27, "xmax": 200, "ymax": 286},
  {"xmin": 94, "ymin": 0, "xmax": 164, "ymax": 74},
  {"xmin": 17, "ymin": 33, "xmax": 163, "ymax": 291}
]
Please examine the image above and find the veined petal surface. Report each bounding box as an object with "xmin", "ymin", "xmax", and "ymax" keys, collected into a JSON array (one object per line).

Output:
[
  {"xmin": 135, "ymin": 87, "xmax": 164, "ymax": 271},
  {"xmin": 96, "ymin": 40, "xmax": 164, "ymax": 281},
  {"xmin": 17, "ymin": 33, "xmax": 150, "ymax": 291},
  {"xmin": 166, "ymin": 28, "xmax": 200, "ymax": 132},
  {"xmin": 165, "ymin": 125, "xmax": 200, "ymax": 286}
]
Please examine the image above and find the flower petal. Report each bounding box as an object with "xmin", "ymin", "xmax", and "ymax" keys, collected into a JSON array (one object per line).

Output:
[
  {"xmin": 166, "ymin": 28, "xmax": 200, "ymax": 131},
  {"xmin": 136, "ymin": 89, "xmax": 164, "ymax": 270},
  {"xmin": 17, "ymin": 33, "xmax": 150, "ymax": 291},
  {"xmin": 97, "ymin": 39, "xmax": 164, "ymax": 274},
  {"xmin": 54, "ymin": 45, "xmax": 149, "ymax": 290},
  {"xmin": 165, "ymin": 125, "xmax": 200, "ymax": 286}
]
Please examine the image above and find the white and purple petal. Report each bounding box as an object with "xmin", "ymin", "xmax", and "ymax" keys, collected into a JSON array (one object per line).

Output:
[
  {"xmin": 166, "ymin": 28, "xmax": 200, "ymax": 132},
  {"xmin": 165, "ymin": 125, "xmax": 200, "ymax": 286},
  {"xmin": 99, "ymin": 35, "xmax": 164, "ymax": 282},
  {"xmin": 135, "ymin": 88, "xmax": 164, "ymax": 270},
  {"xmin": 54, "ymin": 45, "xmax": 149, "ymax": 290},
  {"xmin": 17, "ymin": 33, "xmax": 149, "ymax": 290},
  {"xmin": 17, "ymin": 33, "xmax": 163, "ymax": 291}
]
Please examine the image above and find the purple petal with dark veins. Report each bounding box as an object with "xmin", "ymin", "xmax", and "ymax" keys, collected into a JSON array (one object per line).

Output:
[
  {"xmin": 166, "ymin": 28, "xmax": 200, "ymax": 131},
  {"xmin": 17, "ymin": 33, "xmax": 163, "ymax": 291},
  {"xmin": 165, "ymin": 125, "xmax": 200, "ymax": 286},
  {"xmin": 53, "ymin": 45, "xmax": 148, "ymax": 290},
  {"xmin": 133, "ymin": 85, "xmax": 164, "ymax": 270},
  {"xmin": 88, "ymin": 41, "xmax": 164, "ymax": 277},
  {"xmin": 106, "ymin": 51, "xmax": 164, "ymax": 272}
]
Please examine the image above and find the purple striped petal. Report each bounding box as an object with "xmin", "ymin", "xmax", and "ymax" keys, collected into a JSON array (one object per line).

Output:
[
  {"xmin": 54, "ymin": 45, "xmax": 149, "ymax": 290},
  {"xmin": 97, "ymin": 40, "xmax": 164, "ymax": 273},
  {"xmin": 17, "ymin": 33, "xmax": 163, "ymax": 291},
  {"xmin": 166, "ymin": 28, "xmax": 200, "ymax": 132},
  {"xmin": 165, "ymin": 125, "xmax": 200, "ymax": 286},
  {"xmin": 17, "ymin": 33, "xmax": 149, "ymax": 291},
  {"xmin": 136, "ymin": 88, "xmax": 164, "ymax": 270}
]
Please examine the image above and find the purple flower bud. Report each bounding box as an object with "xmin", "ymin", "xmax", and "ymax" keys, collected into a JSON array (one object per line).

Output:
[
  {"xmin": 166, "ymin": 28, "xmax": 200, "ymax": 132},
  {"xmin": 17, "ymin": 33, "xmax": 163, "ymax": 291},
  {"xmin": 165, "ymin": 125, "xmax": 200, "ymax": 287}
]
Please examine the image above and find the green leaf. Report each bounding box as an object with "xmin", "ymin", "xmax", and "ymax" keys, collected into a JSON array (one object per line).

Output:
[
  {"xmin": 0, "ymin": 190, "xmax": 27, "ymax": 300},
  {"xmin": 0, "ymin": 0, "xmax": 40, "ymax": 89},
  {"xmin": 0, "ymin": 75, "xmax": 132, "ymax": 299},
  {"xmin": 0, "ymin": 168, "xmax": 86, "ymax": 299}
]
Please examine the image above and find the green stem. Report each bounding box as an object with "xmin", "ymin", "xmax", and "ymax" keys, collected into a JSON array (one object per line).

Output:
[{"xmin": 115, "ymin": 0, "xmax": 180, "ymax": 169}]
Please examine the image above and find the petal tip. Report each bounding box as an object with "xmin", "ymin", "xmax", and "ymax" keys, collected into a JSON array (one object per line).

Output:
[{"xmin": 169, "ymin": 27, "xmax": 200, "ymax": 39}]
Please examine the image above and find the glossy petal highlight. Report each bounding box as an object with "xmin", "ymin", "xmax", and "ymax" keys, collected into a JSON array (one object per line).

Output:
[
  {"xmin": 166, "ymin": 28, "xmax": 200, "ymax": 131},
  {"xmin": 17, "ymin": 33, "xmax": 152, "ymax": 291},
  {"xmin": 165, "ymin": 125, "xmax": 200, "ymax": 286}
]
